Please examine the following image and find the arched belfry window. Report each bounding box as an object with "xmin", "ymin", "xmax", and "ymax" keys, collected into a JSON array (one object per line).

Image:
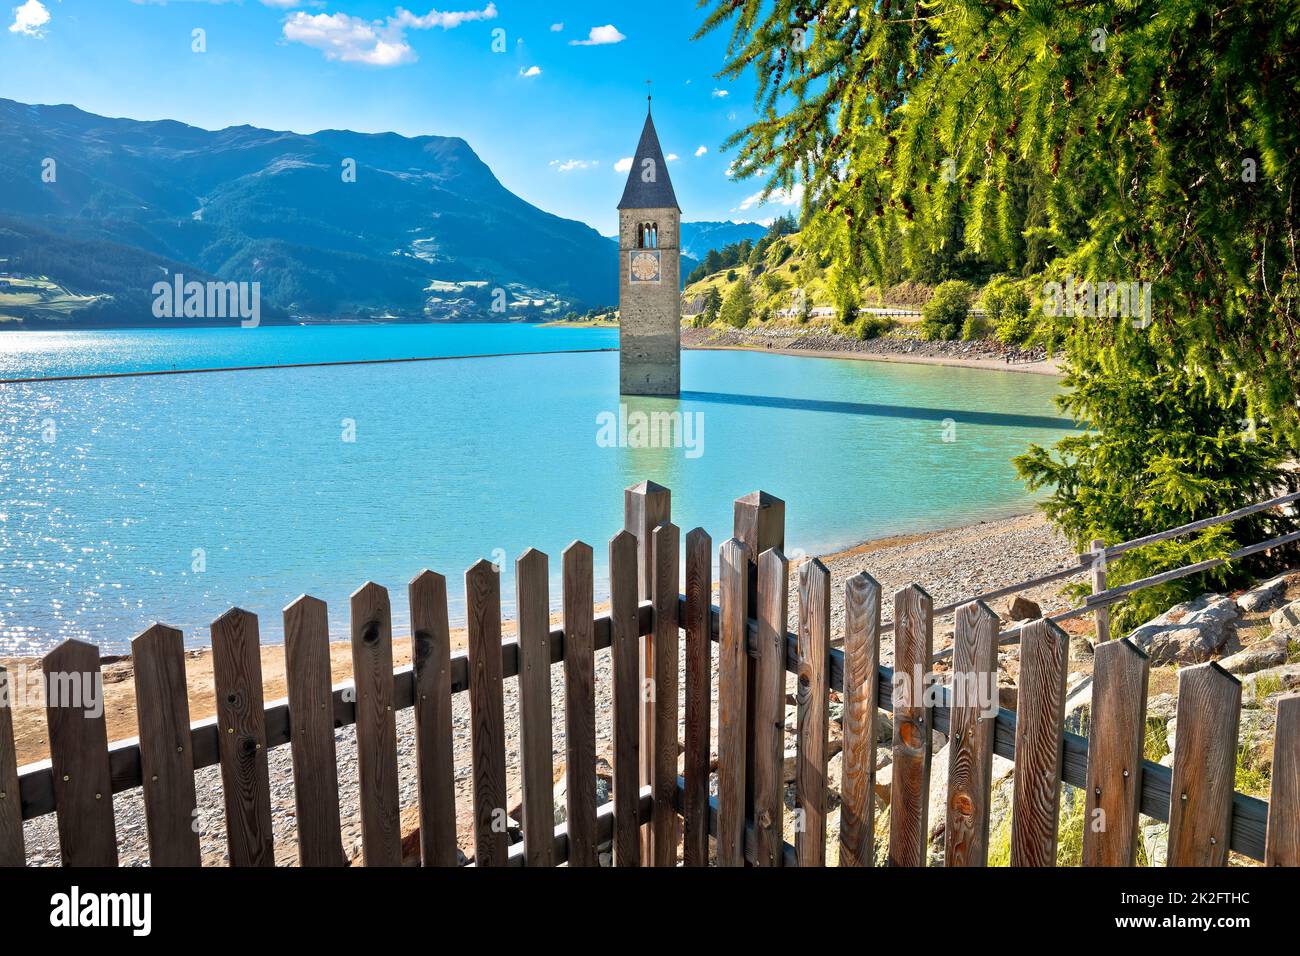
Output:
[{"xmin": 637, "ymin": 221, "xmax": 659, "ymax": 249}]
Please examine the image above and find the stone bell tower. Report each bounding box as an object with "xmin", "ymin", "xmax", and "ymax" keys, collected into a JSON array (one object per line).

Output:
[{"xmin": 618, "ymin": 100, "xmax": 681, "ymax": 396}]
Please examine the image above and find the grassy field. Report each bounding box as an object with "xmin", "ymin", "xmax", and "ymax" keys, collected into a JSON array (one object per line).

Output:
[{"xmin": 0, "ymin": 275, "xmax": 106, "ymax": 322}]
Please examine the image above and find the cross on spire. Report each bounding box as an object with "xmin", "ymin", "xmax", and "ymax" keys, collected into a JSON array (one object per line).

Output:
[{"xmin": 646, "ymin": 79, "xmax": 652, "ymax": 113}]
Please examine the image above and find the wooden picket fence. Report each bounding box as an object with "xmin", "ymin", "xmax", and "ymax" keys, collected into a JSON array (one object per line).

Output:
[{"xmin": 1, "ymin": 481, "xmax": 1298, "ymax": 867}]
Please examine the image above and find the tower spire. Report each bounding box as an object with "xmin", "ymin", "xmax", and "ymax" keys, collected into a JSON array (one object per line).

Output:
[{"xmin": 646, "ymin": 79, "xmax": 652, "ymax": 114}]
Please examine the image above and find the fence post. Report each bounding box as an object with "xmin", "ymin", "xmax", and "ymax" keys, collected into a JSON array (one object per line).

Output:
[
  {"xmin": 561, "ymin": 543, "xmax": 598, "ymax": 868},
  {"xmin": 624, "ymin": 480, "xmax": 670, "ymax": 856},
  {"xmin": 0, "ymin": 667, "xmax": 23, "ymax": 867},
  {"xmin": 650, "ymin": 524, "xmax": 681, "ymax": 867},
  {"xmin": 609, "ymin": 531, "xmax": 642, "ymax": 867},
  {"xmin": 717, "ymin": 538, "xmax": 751, "ymax": 866},
  {"xmin": 211, "ymin": 610, "xmax": 275, "ymax": 867},
  {"xmin": 1167, "ymin": 662, "xmax": 1241, "ymax": 867},
  {"xmin": 284, "ymin": 596, "xmax": 346, "ymax": 868},
  {"xmin": 945, "ymin": 601, "xmax": 1000, "ymax": 867},
  {"xmin": 516, "ymin": 549, "xmax": 555, "ymax": 867},
  {"xmin": 734, "ymin": 491, "xmax": 786, "ymax": 850},
  {"xmin": 350, "ymin": 583, "xmax": 401, "ymax": 867},
  {"xmin": 754, "ymin": 548, "xmax": 789, "ymax": 866},
  {"xmin": 133, "ymin": 624, "xmax": 202, "ymax": 868},
  {"xmin": 1082, "ymin": 637, "xmax": 1149, "ymax": 867},
  {"xmin": 1266, "ymin": 693, "xmax": 1300, "ymax": 866},
  {"xmin": 408, "ymin": 572, "xmax": 458, "ymax": 867},
  {"xmin": 1091, "ymin": 539, "xmax": 1111, "ymax": 643},
  {"xmin": 682, "ymin": 528, "xmax": 713, "ymax": 866},
  {"xmin": 1009, "ymin": 619, "xmax": 1070, "ymax": 867},
  {"xmin": 840, "ymin": 573, "xmax": 881, "ymax": 867},
  {"xmin": 796, "ymin": 558, "xmax": 831, "ymax": 867},
  {"xmin": 465, "ymin": 560, "xmax": 509, "ymax": 867},
  {"xmin": 888, "ymin": 585, "xmax": 933, "ymax": 867},
  {"xmin": 44, "ymin": 639, "xmax": 118, "ymax": 867}
]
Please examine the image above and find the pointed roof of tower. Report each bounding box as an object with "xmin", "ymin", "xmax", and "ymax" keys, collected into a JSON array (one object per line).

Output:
[{"xmin": 618, "ymin": 108, "xmax": 680, "ymax": 211}]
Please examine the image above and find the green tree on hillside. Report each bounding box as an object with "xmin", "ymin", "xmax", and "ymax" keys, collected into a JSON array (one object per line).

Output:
[
  {"xmin": 703, "ymin": 286, "xmax": 723, "ymax": 324},
  {"xmin": 700, "ymin": 0, "xmax": 1299, "ymax": 625},
  {"xmin": 721, "ymin": 278, "xmax": 755, "ymax": 328}
]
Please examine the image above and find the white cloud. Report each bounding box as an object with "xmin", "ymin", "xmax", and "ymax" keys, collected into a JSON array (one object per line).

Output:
[
  {"xmin": 8, "ymin": 0, "xmax": 49, "ymax": 37},
  {"xmin": 282, "ymin": 4, "xmax": 497, "ymax": 66},
  {"xmin": 570, "ymin": 24, "xmax": 625, "ymax": 46},
  {"xmin": 694, "ymin": 145, "xmax": 708, "ymax": 157},
  {"xmin": 391, "ymin": 3, "xmax": 498, "ymax": 30},
  {"xmin": 550, "ymin": 159, "xmax": 596, "ymax": 173},
  {"xmin": 737, "ymin": 182, "xmax": 805, "ymax": 211},
  {"xmin": 614, "ymin": 157, "xmax": 633, "ymax": 173},
  {"xmin": 711, "ymin": 88, "xmax": 729, "ymax": 98},
  {"xmin": 666, "ymin": 153, "xmax": 679, "ymax": 162},
  {"xmin": 549, "ymin": 22, "xmax": 563, "ymax": 32},
  {"xmin": 519, "ymin": 65, "xmax": 541, "ymax": 77}
]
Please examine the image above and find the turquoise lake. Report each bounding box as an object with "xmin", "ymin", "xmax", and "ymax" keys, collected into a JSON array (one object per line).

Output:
[{"xmin": 0, "ymin": 325, "xmax": 1073, "ymax": 654}]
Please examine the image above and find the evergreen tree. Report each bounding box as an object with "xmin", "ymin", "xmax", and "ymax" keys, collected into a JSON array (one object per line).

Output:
[
  {"xmin": 699, "ymin": 0, "xmax": 1299, "ymax": 623},
  {"xmin": 721, "ymin": 278, "xmax": 755, "ymax": 328}
]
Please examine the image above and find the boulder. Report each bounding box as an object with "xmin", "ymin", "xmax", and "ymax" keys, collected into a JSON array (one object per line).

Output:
[
  {"xmin": 1271, "ymin": 599, "xmax": 1300, "ymax": 630},
  {"xmin": 1125, "ymin": 593, "xmax": 1240, "ymax": 665},
  {"xmin": 1242, "ymin": 663, "xmax": 1300, "ymax": 708},
  {"xmin": 1237, "ymin": 573, "xmax": 1291, "ymax": 613},
  {"xmin": 1218, "ymin": 631, "xmax": 1292, "ymax": 675},
  {"xmin": 1007, "ymin": 596, "xmax": 1042, "ymax": 622}
]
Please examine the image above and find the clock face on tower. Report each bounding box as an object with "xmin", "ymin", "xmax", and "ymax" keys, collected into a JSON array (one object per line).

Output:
[{"xmin": 629, "ymin": 250, "xmax": 661, "ymax": 283}]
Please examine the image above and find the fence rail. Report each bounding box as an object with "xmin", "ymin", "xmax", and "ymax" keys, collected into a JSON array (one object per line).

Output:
[{"xmin": 2, "ymin": 482, "xmax": 1297, "ymax": 867}]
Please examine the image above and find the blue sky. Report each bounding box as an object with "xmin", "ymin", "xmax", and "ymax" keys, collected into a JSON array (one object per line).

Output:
[{"xmin": 0, "ymin": 0, "xmax": 801, "ymax": 232}]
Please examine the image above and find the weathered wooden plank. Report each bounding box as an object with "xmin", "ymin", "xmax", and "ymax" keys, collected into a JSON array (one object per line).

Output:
[
  {"xmin": 516, "ymin": 549, "xmax": 555, "ymax": 867},
  {"xmin": 211, "ymin": 609, "xmax": 274, "ymax": 867},
  {"xmin": 734, "ymin": 491, "xmax": 785, "ymax": 846},
  {"xmin": 44, "ymin": 639, "xmax": 118, "ymax": 867},
  {"xmin": 753, "ymin": 548, "xmax": 788, "ymax": 867},
  {"xmin": 796, "ymin": 557, "xmax": 831, "ymax": 867},
  {"xmin": 1090, "ymin": 539, "xmax": 1111, "ymax": 643},
  {"xmin": 944, "ymin": 600, "xmax": 999, "ymax": 868},
  {"xmin": 888, "ymin": 585, "xmax": 933, "ymax": 867},
  {"xmin": 1009, "ymin": 618, "xmax": 1070, "ymax": 867},
  {"xmin": 561, "ymin": 542, "xmax": 598, "ymax": 868},
  {"xmin": 283, "ymin": 596, "xmax": 344, "ymax": 868},
  {"xmin": 716, "ymin": 537, "xmax": 750, "ymax": 867},
  {"xmin": 465, "ymin": 559, "xmax": 509, "ymax": 867},
  {"xmin": 0, "ymin": 668, "xmax": 23, "ymax": 866},
  {"xmin": 1266, "ymin": 693, "xmax": 1300, "ymax": 866},
  {"xmin": 839, "ymin": 573, "xmax": 880, "ymax": 868},
  {"xmin": 682, "ymin": 527, "xmax": 713, "ymax": 867},
  {"xmin": 624, "ymin": 479, "xmax": 670, "ymax": 860},
  {"xmin": 132, "ymin": 624, "xmax": 202, "ymax": 867},
  {"xmin": 1167, "ymin": 661, "xmax": 1241, "ymax": 867},
  {"xmin": 409, "ymin": 571, "xmax": 458, "ymax": 867},
  {"xmin": 1082, "ymin": 637, "xmax": 1149, "ymax": 867},
  {"xmin": 651, "ymin": 523, "xmax": 680, "ymax": 867},
  {"xmin": 609, "ymin": 530, "xmax": 641, "ymax": 867},
  {"xmin": 350, "ymin": 583, "xmax": 401, "ymax": 867}
]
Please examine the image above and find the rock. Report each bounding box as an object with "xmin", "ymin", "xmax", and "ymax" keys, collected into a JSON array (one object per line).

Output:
[
  {"xmin": 1241, "ymin": 663, "xmax": 1300, "ymax": 707},
  {"xmin": 1271, "ymin": 599, "xmax": 1300, "ymax": 630},
  {"xmin": 1007, "ymin": 596, "xmax": 1042, "ymax": 622},
  {"xmin": 1125, "ymin": 593, "xmax": 1240, "ymax": 665},
  {"xmin": 1147, "ymin": 692, "xmax": 1178, "ymax": 722},
  {"xmin": 1238, "ymin": 573, "xmax": 1291, "ymax": 612},
  {"xmin": 1219, "ymin": 631, "xmax": 1292, "ymax": 675}
]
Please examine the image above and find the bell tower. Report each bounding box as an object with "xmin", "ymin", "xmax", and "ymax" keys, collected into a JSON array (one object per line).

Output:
[{"xmin": 618, "ymin": 98, "xmax": 681, "ymax": 396}]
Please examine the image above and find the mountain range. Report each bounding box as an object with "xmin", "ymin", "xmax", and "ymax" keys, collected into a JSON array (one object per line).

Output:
[{"xmin": 0, "ymin": 99, "xmax": 753, "ymax": 328}]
